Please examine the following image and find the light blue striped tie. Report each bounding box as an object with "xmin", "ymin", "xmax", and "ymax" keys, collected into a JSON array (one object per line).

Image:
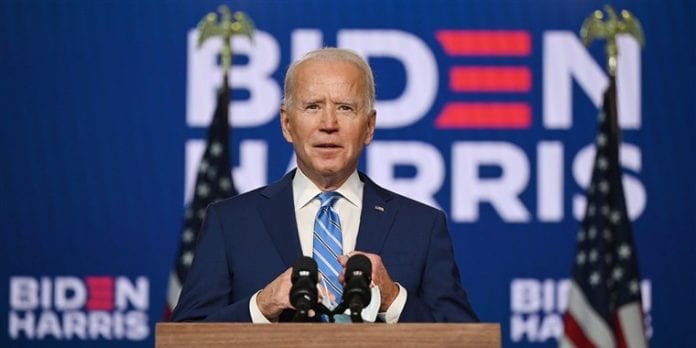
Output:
[{"xmin": 313, "ymin": 192, "xmax": 343, "ymax": 308}]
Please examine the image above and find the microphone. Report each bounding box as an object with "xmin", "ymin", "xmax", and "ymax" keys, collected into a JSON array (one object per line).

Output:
[
  {"xmin": 343, "ymin": 254, "xmax": 372, "ymax": 322},
  {"xmin": 289, "ymin": 256, "xmax": 318, "ymax": 321}
]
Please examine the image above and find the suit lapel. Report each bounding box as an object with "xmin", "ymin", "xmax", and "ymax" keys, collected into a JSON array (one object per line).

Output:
[
  {"xmin": 259, "ymin": 170, "xmax": 302, "ymax": 268},
  {"xmin": 355, "ymin": 172, "xmax": 397, "ymax": 254},
  {"xmin": 258, "ymin": 170, "xmax": 396, "ymax": 265}
]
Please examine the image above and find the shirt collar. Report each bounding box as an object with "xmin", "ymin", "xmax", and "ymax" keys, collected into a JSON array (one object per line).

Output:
[{"xmin": 293, "ymin": 168, "xmax": 363, "ymax": 210}]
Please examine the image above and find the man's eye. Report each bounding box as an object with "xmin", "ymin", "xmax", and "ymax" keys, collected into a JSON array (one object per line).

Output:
[
  {"xmin": 306, "ymin": 104, "xmax": 319, "ymax": 110},
  {"xmin": 339, "ymin": 105, "xmax": 354, "ymax": 112}
]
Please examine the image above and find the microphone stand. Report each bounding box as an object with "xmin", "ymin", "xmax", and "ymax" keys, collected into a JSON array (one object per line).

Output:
[
  {"xmin": 314, "ymin": 303, "xmax": 335, "ymax": 322},
  {"xmin": 349, "ymin": 304, "xmax": 363, "ymax": 323},
  {"xmin": 291, "ymin": 309, "xmax": 309, "ymax": 322},
  {"xmin": 330, "ymin": 302, "xmax": 363, "ymax": 323}
]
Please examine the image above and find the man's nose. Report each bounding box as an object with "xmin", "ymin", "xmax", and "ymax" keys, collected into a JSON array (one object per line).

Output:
[{"xmin": 319, "ymin": 109, "xmax": 339, "ymax": 131}]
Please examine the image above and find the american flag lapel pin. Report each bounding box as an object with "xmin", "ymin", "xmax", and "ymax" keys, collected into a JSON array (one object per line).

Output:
[{"xmin": 374, "ymin": 205, "xmax": 384, "ymax": 212}]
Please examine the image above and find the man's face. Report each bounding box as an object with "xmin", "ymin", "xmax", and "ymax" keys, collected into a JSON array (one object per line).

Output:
[{"xmin": 281, "ymin": 59, "xmax": 376, "ymax": 187}]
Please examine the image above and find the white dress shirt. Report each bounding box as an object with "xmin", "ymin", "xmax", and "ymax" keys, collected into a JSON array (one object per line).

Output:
[{"xmin": 249, "ymin": 168, "xmax": 407, "ymax": 323}]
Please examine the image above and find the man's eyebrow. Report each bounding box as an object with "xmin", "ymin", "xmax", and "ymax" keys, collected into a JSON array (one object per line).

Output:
[
  {"xmin": 300, "ymin": 98, "xmax": 324, "ymax": 105},
  {"xmin": 336, "ymin": 99, "xmax": 359, "ymax": 106}
]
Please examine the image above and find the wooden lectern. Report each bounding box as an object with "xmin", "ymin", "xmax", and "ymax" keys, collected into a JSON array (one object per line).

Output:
[{"xmin": 156, "ymin": 323, "xmax": 500, "ymax": 347}]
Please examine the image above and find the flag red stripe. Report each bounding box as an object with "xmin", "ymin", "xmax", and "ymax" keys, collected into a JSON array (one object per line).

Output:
[
  {"xmin": 564, "ymin": 312, "xmax": 597, "ymax": 348},
  {"xmin": 435, "ymin": 103, "xmax": 531, "ymax": 128},
  {"xmin": 450, "ymin": 67, "xmax": 531, "ymax": 92},
  {"xmin": 163, "ymin": 304, "xmax": 172, "ymax": 321},
  {"xmin": 436, "ymin": 30, "xmax": 531, "ymax": 56}
]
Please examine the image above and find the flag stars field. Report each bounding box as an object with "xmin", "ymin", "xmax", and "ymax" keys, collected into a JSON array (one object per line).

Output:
[
  {"xmin": 604, "ymin": 254, "xmax": 612, "ymax": 265},
  {"xmin": 610, "ymin": 211, "xmax": 622, "ymax": 224},
  {"xmin": 198, "ymin": 160, "xmax": 209, "ymax": 173},
  {"xmin": 589, "ymin": 249, "xmax": 598, "ymax": 263},
  {"xmin": 206, "ymin": 167, "xmax": 218, "ymax": 179},
  {"xmin": 209, "ymin": 142, "xmax": 223, "ymax": 156},
  {"xmin": 602, "ymin": 228, "xmax": 611, "ymax": 241},
  {"xmin": 197, "ymin": 183, "xmax": 210, "ymax": 197},
  {"xmin": 618, "ymin": 244, "xmax": 631, "ymax": 259},
  {"xmin": 597, "ymin": 157, "xmax": 608, "ymax": 171},
  {"xmin": 219, "ymin": 177, "xmax": 231, "ymax": 191},
  {"xmin": 588, "ymin": 226, "xmax": 597, "ymax": 239},
  {"xmin": 597, "ymin": 133, "xmax": 607, "ymax": 147},
  {"xmin": 166, "ymin": 76, "xmax": 237, "ymax": 319},
  {"xmin": 629, "ymin": 280, "xmax": 640, "ymax": 294},
  {"xmin": 589, "ymin": 272, "xmax": 601, "ymax": 286},
  {"xmin": 577, "ymin": 252, "xmax": 586, "ymax": 265},
  {"xmin": 181, "ymin": 252, "xmax": 194, "ymax": 266},
  {"xmin": 182, "ymin": 229, "xmax": 194, "ymax": 243},
  {"xmin": 588, "ymin": 204, "xmax": 596, "ymax": 217},
  {"xmin": 561, "ymin": 78, "xmax": 647, "ymax": 346}
]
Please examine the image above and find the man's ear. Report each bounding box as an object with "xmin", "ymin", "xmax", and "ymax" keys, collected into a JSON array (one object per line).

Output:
[
  {"xmin": 280, "ymin": 107, "xmax": 294, "ymax": 143},
  {"xmin": 364, "ymin": 110, "xmax": 376, "ymax": 145}
]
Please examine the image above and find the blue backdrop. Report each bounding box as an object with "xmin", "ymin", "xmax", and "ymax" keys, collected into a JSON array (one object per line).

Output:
[{"xmin": 1, "ymin": 0, "xmax": 694, "ymax": 346}]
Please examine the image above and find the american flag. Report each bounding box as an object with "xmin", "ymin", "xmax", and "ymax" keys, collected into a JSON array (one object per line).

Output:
[
  {"xmin": 164, "ymin": 74, "xmax": 237, "ymax": 320},
  {"xmin": 560, "ymin": 77, "xmax": 647, "ymax": 347}
]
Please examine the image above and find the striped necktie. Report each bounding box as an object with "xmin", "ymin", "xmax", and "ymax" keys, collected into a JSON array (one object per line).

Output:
[{"xmin": 313, "ymin": 191, "xmax": 343, "ymax": 308}]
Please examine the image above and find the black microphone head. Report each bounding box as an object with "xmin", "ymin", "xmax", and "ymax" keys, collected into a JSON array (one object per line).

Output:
[
  {"xmin": 346, "ymin": 254, "xmax": 372, "ymax": 283},
  {"xmin": 291, "ymin": 256, "xmax": 318, "ymax": 283},
  {"xmin": 290, "ymin": 256, "xmax": 318, "ymax": 315},
  {"xmin": 344, "ymin": 254, "xmax": 372, "ymax": 311}
]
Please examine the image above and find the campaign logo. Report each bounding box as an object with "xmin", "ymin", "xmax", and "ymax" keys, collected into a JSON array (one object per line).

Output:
[
  {"xmin": 184, "ymin": 28, "xmax": 645, "ymax": 224},
  {"xmin": 8, "ymin": 276, "xmax": 149, "ymax": 341},
  {"xmin": 509, "ymin": 278, "xmax": 652, "ymax": 343}
]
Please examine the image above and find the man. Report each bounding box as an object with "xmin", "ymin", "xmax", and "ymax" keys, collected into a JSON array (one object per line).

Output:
[{"xmin": 172, "ymin": 48, "xmax": 478, "ymax": 323}]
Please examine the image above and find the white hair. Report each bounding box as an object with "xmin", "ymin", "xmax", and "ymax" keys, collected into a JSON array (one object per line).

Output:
[{"xmin": 281, "ymin": 47, "xmax": 375, "ymax": 112}]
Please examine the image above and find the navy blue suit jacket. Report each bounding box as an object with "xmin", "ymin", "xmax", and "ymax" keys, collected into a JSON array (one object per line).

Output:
[{"xmin": 171, "ymin": 170, "xmax": 478, "ymax": 322}]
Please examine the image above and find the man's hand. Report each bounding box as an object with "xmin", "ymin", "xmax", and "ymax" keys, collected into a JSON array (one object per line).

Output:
[
  {"xmin": 256, "ymin": 268, "xmax": 294, "ymax": 321},
  {"xmin": 338, "ymin": 251, "xmax": 400, "ymax": 312}
]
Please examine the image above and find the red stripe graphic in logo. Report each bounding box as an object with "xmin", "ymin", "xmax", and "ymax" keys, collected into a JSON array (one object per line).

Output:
[
  {"xmin": 86, "ymin": 276, "xmax": 114, "ymax": 311},
  {"xmin": 435, "ymin": 103, "xmax": 531, "ymax": 129},
  {"xmin": 436, "ymin": 30, "xmax": 531, "ymax": 56},
  {"xmin": 450, "ymin": 67, "xmax": 531, "ymax": 92},
  {"xmin": 435, "ymin": 30, "xmax": 532, "ymax": 129}
]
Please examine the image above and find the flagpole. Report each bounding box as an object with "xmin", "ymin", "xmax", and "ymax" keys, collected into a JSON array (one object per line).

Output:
[
  {"xmin": 164, "ymin": 5, "xmax": 255, "ymax": 321},
  {"xmin": 561, "ymin": 6, "xmax": 648, "ymax": 348},
  {"xmin": 580, "ymin": 5, "xmax": 644, "ymax": 78},
  {"xmin": 197, "ymin": 5, "xmax": 255, "ymax": 77},
  {"xmin": 580, "ymin": 5, "xmax": 644, "ymax": 141}
]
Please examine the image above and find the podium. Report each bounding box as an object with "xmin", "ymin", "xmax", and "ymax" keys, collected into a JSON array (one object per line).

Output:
[{"xmin": 156, "ymin": 323, "xmax": 500, "ymax": 347}]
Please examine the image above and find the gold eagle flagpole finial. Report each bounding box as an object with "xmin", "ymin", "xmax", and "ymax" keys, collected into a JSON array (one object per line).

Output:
[
  {"xmin": 580, "ymin": 5, "xmax": 644, "ymax": 77},
  {"xmin": 196, "ymin": 5, "xmax": 255, "ymax": 77}
]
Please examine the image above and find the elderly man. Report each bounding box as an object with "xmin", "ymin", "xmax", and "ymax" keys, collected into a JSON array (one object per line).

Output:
[{"xmin": 172, "ymin": 48, "xmax": 478, "ymax": 323}]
